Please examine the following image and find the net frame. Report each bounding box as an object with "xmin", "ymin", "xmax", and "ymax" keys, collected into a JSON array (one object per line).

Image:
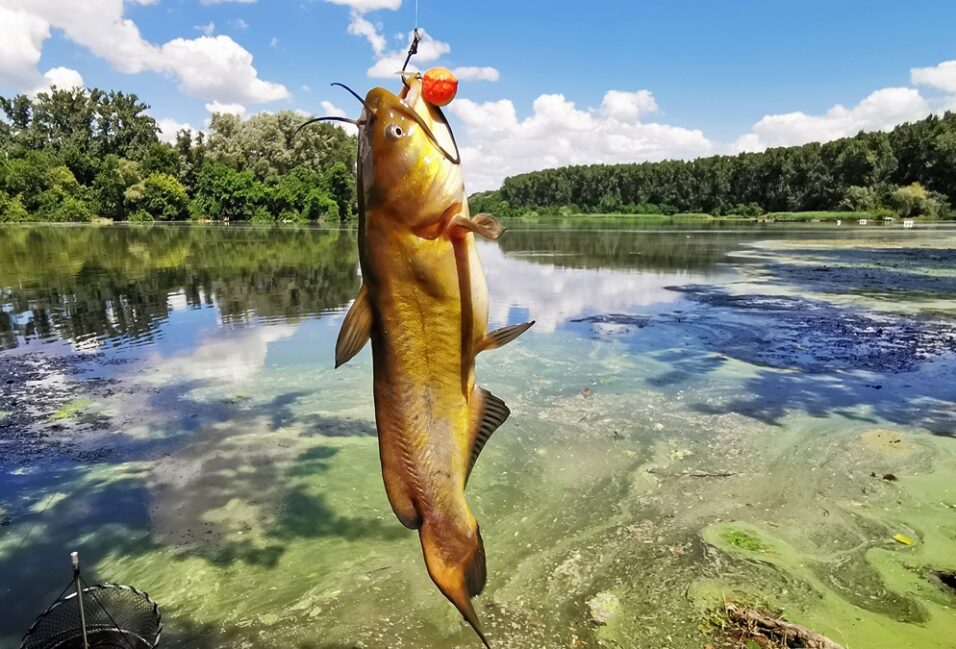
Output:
[{"xmin": 20, "ymin": 581, "xmax": 162, "ymax": 649}]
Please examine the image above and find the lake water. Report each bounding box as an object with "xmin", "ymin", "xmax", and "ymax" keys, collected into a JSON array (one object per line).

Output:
[{"xmin": 1, "ymin": 223, "xmax": 955, "ymax": 649}]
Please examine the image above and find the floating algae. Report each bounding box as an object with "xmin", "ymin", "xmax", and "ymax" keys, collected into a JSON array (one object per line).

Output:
[{"xmin": 52, "ymin": 397, "xmax": 93, "ymax": 420}]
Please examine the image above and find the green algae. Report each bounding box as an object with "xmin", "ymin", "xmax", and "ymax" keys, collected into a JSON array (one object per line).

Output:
[{"xmin": 52, "ymin": 397, "xmax": 93, "ymax": 420}]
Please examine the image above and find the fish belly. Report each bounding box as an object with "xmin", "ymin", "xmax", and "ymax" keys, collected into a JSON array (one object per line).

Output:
[{"xmin": 367, "ymin": 229, "xmax": 474, "ymax": 530}]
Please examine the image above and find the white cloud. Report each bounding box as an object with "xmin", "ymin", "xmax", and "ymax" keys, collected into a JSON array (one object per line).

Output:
[
  {"xmin": 32, "ymin": 67, "xmax": 85, "ymax": 94},
  {"xmin": 449, "ymin": 90, "xmax": 712, "ymax": 192},
  {"xmin": 452, "ymin": 66, "xmax": 500, "ymax": 82},
  {"xmin": 0, "ymin": 6, "xmax": 49, "ymax": 87},
  {"xmin": 733, "ymin": 87, "xmax": 929, "ymax": 152},
  {"xmin": 600, "ymin": 89, "xmax": 658, "ymax": 121},
  {"xmin": 911, "ymin": 60, "xmax": 956, "ymax": 94},
  {"xmin": 270, "ymin": 36, "xmax": 279, "ymax": 48},
  {"xmin": 205, "ymin": 101, "xmax": 247, "ymax": 118},
  {"xmin": 194, "ymin": 21, "xmax": 216, "ymax": 36},
  {"xmin": 320, "ymin": 100, "xmax": 358, "ymax": 132},
  {"xmin": 348, "ymin": 13, "xmax": 386, "ymax": 55},
  {"xmin": 230, "ymin": 19, "xmax": 249, "ymax": 30},
  {"xmin": 156, "ymin": 118, "xmax": 195, "ymax": 144},
  {"xmin": 366, "ymin": 28, "xmax": 449, "ymax": 78},
  {"xmin": 160, "ymin": 35, "xmax": 289, "ymax": 103},
  {"xmin": 301, "ymin": 84, "xmax": 312, "ymax": 92},
  {"xmin": 325, "ymin": 0, "xmax": 401, "ymax": 11},
  {"xmin": 0, "ymin": 0, "xmax": 289, "ymax": 105}
]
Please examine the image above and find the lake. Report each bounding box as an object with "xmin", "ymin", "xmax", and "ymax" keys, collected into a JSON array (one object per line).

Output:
[{"xmin": 1, "ymin": 223, "xmax": 955, "ymax": 649}]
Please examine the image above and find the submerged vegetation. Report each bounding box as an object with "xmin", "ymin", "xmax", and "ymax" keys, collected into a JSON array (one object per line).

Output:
[
  {"xmin": 0, "ymin": 87, "xmax": 356, "ymax": 224},
  {"xmin": 471, "ymin": 111, "xmax": 956, "ymax": 220}
]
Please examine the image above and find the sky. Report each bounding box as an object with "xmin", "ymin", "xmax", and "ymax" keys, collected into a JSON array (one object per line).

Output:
[{"xmin": 2, "ymin": 0, "xmax": 956, "ymax": 191}]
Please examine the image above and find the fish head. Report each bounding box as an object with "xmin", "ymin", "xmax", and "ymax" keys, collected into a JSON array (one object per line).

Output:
[{"xmin": 359, "ymin": 86, "xmax": 464, "ymax": 228}]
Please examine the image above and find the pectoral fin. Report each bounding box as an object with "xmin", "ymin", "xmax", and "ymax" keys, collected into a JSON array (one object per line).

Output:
[
  {"xmin": 477, "ymin": 321, "xmax": 535, "ymax": 354},
  {"xmin": 335, "ymin": 284, "xmax": 372, "ymax": 368},
  {"xmin": 467, "ymin": 388, "xmax": 511, "ymax": 484},
  {"xmin": 448, "ymin": 213, "xmax": 504, "ymax": 240}
]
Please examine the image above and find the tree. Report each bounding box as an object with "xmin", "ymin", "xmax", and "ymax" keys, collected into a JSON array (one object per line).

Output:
[
  {"xmin": 324, "ymin": 162, "xmax": 355, "ymax": 221},
  {"xmin": 126, "ymin": 173, "xmax": 189, "ymax": 221},
  {"xmin": 205, "ymin": 110, "xmax": 355, "ymax": 183},
  {"xmin": 192, "ymin": 162, "xmax": 267, "ymax": 221}
]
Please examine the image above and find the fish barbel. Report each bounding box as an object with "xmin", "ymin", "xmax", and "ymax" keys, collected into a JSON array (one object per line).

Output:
[{"xmin": 332, "ymin": 77, "xmax": 533, "ymax": 646}]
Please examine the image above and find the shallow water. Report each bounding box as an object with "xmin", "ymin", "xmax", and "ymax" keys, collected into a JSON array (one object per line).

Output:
[{"xmin": 1, "ymin": 223, "xmax": 955, "ymax": 649}]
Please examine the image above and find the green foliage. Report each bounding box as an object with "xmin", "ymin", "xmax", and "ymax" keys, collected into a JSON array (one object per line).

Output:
[
  {"xmin": 840, "ymin": 185, "xmax": 882, "ymax": 212},
  {"xmin": 192, "ymin": 162, "xmax": 267, "ymax": 221},
  {"xmin": 324, "ymin": 162, "xmax": 356, "ymax": 221},
  {"xmin": 495, "ymin": 112, "xmax": 956, "ymax": 219},
  {"xmin": 0, "ymin": 193, "xmax": 29, "ymax": 222},
  {"xmin": 126, "ymin": 173, "xmax": 189, "ymax": 221},
  {"xmin": 731, "ymin": 202, "xmax": 766, "ymax": 217},
  {"xmin": 128, "ymin": 209, "xmax": 154, "ymax": 223},
  {"xmin": 889, "ymin": 182, "xmax": 950, "ymax": 219},
  {"xmin": 140, "ymin": 142, "xmax": 182, "ymax": 177},
  {"xmin": 0, "ymin": 88, "xmax": 356, "ymax": 224},
  {"xmin": 204, "ymin": 110, "xmax": 355, "ymax": 184}
]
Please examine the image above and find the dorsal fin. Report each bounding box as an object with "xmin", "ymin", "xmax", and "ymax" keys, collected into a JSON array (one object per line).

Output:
[{"xmin": 467, "ymin": 388, "xmax": 510, "ymax": 484}]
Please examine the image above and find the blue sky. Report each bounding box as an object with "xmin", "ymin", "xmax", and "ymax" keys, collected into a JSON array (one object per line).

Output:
[{"xmin": 3, "ymin": 0, "xmax": 956, "ymax": 190}]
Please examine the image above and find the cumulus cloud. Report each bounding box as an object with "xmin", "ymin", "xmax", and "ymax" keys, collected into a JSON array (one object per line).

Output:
[
  {"xmin": 0, "ymin": 6, "xmax": 50, "ymax": 87},
  {"xmin": 0, "ymin": 0, "xmax": 289, "ymax": 105},
  {"xmin": 327, "ymin": 2, "xmax": 497, "ymax": 83},
  {"xmin": 365, "ymin": 28, "xmax": 450, "ymax": 78},
  {"xmin": 33, "ymin": 67, "xmax": 85, "ymax": 94},
  {"xmin": 325, "ymin": 0, "xmax": 401, "ymax": 10},
  {"xmin": 349, "ymin": 13, "xmax": 387, "ymax": 55},
  {"xmin": 449, "ymin": 90, "xmax": 712, "ymax": 192},
  {"xmin": 319, "ymin": 100, "xmax": 358, "ymax": 132},
  {"xmin": 733, "ymin": 87, "xmax": 929, "ymax": 152},
  {"xmin": 156, "ymin": 118, "xmax": 195, "ymax": 144},
  {"xmin": 453, "ymin": 66, "xmax": 500, "ymax": 82},
  {"xmin": 911, "ymin": 60, "xmax": 956, "ymax": 94},
  {"xmin": 205, "ymin": 101, "xmax": 247, "ymax": 117}
]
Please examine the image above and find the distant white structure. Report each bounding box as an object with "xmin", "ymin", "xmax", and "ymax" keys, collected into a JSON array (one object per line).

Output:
[
  {"xmin": 903, "ymin": 219, "xmax": 915, "ymax": 228},
  {"xmin": 858, "ymin": 218, "xmax": 868, "ymax": 225},
  {"xmin": 836, "ymin": 219, "xmax": 842, "ymax": 225}
]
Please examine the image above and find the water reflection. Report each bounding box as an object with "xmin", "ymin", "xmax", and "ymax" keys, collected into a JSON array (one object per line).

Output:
[{"xmin": 0, "ymin": 226, "xmax": 360, "ymax": 350}]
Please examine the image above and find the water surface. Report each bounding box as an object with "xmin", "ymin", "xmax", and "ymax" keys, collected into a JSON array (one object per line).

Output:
[{"xmin": 1, "ymin": 223, "xmax": 955, "ymax": 648}]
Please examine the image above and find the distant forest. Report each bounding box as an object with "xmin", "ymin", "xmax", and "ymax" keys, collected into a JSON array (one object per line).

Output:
[
  {"xmin": 0, "ymin": 87, "xmax": 357, "ymax": 224},
  {"xmin": 471, "ymin": 111, "xmax": 956, "ymax": 219},
  {"xmin": 3, "ymin": 87, "xmax": 955, "ymax": 224}
]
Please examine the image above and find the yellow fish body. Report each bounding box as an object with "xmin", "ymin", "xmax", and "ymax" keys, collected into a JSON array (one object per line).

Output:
[{"xmin": 333, "ymin": 80, "xmax": 533, "ymax": 646}]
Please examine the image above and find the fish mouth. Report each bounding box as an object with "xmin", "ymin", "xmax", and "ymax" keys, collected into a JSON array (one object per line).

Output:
[{"xmin": 294, "ymin": 82, "xmax": 461, "ymax": 165}]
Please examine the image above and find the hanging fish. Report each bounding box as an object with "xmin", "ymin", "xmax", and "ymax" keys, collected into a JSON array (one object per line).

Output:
[{"xmin": 304, "ymin": 72, "xmax": 533, "ymax": 646}]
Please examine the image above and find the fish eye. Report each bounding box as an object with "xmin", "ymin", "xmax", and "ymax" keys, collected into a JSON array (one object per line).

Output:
[{"xmin": 386, "ymin": 124, "xmax": 405, "ymax": 140}]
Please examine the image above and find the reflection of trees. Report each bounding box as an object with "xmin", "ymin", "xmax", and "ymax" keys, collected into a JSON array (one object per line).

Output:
[
  {"xmin": 498, "ymin": 229, "xmax": 744, "ymax": 271},
  {"xmin": 0, "ymin": 226, "xmax": 359, "ymax": 349}
]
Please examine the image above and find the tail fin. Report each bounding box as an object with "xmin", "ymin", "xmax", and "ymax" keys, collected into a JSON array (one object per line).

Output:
[{"xmin": 420, "ymin": 522, "xmax": 490, "ymax": 647}]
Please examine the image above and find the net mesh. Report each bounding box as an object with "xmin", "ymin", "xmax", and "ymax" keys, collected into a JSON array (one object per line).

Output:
[{"xmin": 20, "ymin": 583, "xmax": 162, "ymax": 649}]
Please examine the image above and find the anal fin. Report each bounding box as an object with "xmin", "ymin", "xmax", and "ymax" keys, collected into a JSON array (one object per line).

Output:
[
  {"xmin": 477, "ymin": 321, "xmax": 535, "ymax": 353},
  {"xmin": 335, "ymin": 283, "xmax": 372, "ymax": 368},
  {"xmin": 467, "ymin": 388, "xmax": 511, "ymax": 484}
]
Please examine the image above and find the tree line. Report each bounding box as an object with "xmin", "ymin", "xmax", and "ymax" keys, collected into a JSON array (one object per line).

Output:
[
  {"xmin": 0, "ymin": 87, "xmax": 357, "ymax": 224},
  {"xmin": 472, "ymin": 111, "xmax": 956, "ymax": 219}
]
